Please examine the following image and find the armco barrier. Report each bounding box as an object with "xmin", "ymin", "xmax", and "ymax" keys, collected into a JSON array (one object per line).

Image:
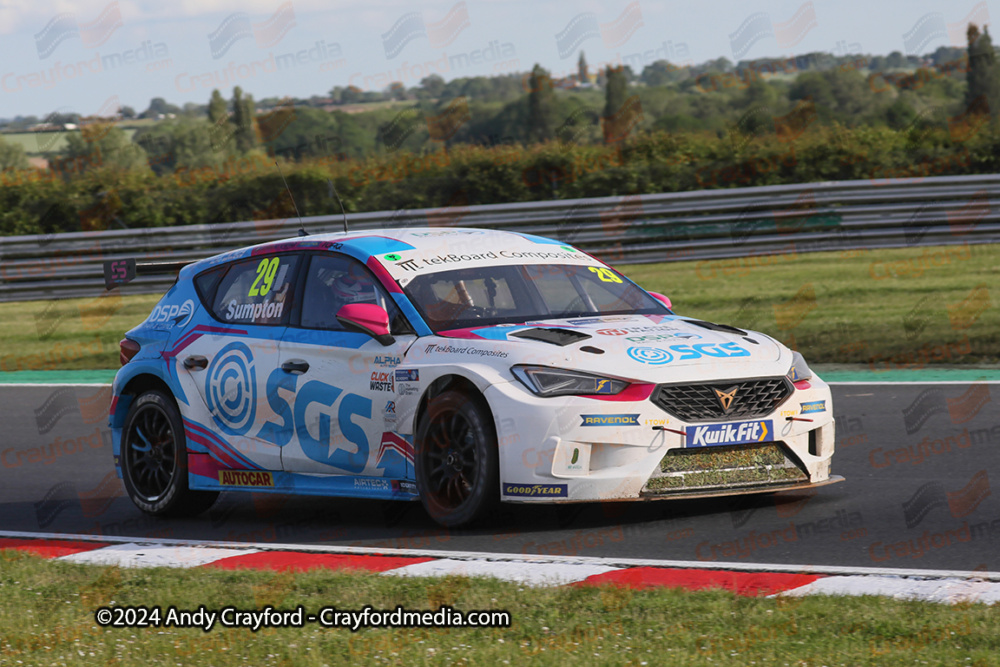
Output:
[{"xmin": 1, "ymin": 174, "xmax": 998, "ymax": 302}]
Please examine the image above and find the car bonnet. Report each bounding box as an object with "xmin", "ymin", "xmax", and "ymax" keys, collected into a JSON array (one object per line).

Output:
[{"xmin": 431, "ymin": 314, "xmax": 791, "ymax": 384}]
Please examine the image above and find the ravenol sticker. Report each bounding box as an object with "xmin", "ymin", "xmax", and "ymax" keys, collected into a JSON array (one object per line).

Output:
[
  {"xmin": 395, "ymin": 369, "xmax": 419, "ymax": 382},
  {"xmin": 686, "ymin": 420, "xmax": 773, "ymax": 447},
  {"xmin": 218, "ymin": 470, "xmax": 274, "ymax": 487},
  {"xmin": 503, "ymin": 483, "xmax": 568, "ymax": 497},
  {"xmin": 581, "ymin": 414, "xmax": 640, "ymax": 426},
  {"xmin": 800, "ymin": 400, "xmax": 826, "ymax": 414}
]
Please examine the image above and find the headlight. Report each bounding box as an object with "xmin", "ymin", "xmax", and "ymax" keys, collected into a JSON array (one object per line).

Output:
[
  {"xmin": 511, "ymin": 366, "xmax": 629, "ymax": 397},
  {"xmin": 786, "ymin": 350, "xmax": 813, "ymax": 382}
]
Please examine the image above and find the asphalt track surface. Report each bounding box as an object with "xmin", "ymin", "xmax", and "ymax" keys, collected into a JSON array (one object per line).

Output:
[{"xmin": 1, "ymin": 383, "xmax": 997, "ymax": 572}]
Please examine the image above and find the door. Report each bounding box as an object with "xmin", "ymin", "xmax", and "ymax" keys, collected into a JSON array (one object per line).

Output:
[
  {"xmin": 276, "ymin": 253, "xmax": 416, "ymax": 479},
  {"xmin": 179, "ymin": 252, "xmax": 301, "ymax": 472}
]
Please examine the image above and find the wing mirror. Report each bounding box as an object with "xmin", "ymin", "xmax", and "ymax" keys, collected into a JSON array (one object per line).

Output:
[
  {"xmin": 336, "ymin": 304, "xmax": 395, "ymax": 346},
  {"xmin": 649, "ymin": 292, "xmax": 672, "ymax": 310}
]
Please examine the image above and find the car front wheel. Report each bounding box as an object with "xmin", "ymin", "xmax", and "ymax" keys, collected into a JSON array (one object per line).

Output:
[
  {"xmin": 414, "ymin": 389, "xmax": 499, "ymax": 527},
  {"xmin": 120, "ymin": 390, "xmax": 218, "ymax": 517}
]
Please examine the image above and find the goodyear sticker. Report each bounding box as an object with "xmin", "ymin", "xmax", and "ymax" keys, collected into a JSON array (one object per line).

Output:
[
  {"xmin": 218, "ymin": 470, "xmax": 274, "ymax": 487},
  {"xmin": 800, "ymin": 400, "xmax": 826, "ymax": 414},
  {"xmin": 686, "ymin": 420, "xmax": 772, "ymax": 447},
  {"xmin": 503, "ymin": 483, "xmax": 568, "ymax": 497},
  {"xmin": 580, "ymin": 414, "xmax": 640, "ymax": 426}
]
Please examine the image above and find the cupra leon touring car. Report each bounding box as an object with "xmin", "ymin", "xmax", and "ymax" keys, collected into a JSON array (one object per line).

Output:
[{"xmin": 107, "ymin": 228, "xmax": 840, "ymax": 527}]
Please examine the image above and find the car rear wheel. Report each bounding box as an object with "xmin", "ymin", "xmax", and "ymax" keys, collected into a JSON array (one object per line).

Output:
[
  {"xmin": 415, "ymin": 389, "xmax": 499, "ymax": 527},
  {"xmin": 120, "ymin": 390, "xmax": 218, "ymax": 517}
]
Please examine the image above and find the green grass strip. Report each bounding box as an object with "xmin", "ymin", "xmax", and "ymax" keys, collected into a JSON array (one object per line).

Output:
[
  {"xmin": 0, "ymin": 244, "xmax": 996, "ymax": 371},
  {"xmin": 1, "ymin": 551, "xmax": 997, "ymax": 666}
]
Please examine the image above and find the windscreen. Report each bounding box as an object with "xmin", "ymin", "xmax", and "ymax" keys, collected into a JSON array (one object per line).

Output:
[{"xmin": 402, "ymin": 263, "xmax": 668, "ymax": 331}]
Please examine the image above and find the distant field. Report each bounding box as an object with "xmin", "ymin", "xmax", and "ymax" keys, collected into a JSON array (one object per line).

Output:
[
  {"xmin": 0, "ymin": 244, "xmax": 996, "ymax": 371},
  {"xmin": 1, "ymin": 127, "xmax": 139, "ymax": 156}
]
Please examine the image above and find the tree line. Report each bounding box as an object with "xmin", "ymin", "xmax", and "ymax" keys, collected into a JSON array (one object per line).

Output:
[{"xmin": 1, "ymin": 26, "xmax": 1000, "ymax": 237}]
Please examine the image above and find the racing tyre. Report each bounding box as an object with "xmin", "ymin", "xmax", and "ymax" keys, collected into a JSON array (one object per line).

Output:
[
  {"xmin": 120, "ymin": 390, "xmax": 218, "ymax": 517},
  {"xmin": 415, "ymin": 390, "xmax": 500, "ymax": 527}
]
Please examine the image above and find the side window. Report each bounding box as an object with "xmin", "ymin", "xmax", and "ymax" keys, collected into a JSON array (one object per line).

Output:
[
  {"xmin": 194, "ymin": 266, "xmax": 226, "ymax": 307},
  {"xmin": 299, "ymin": 254, "xmax": 407, "ymax": 332},
  {"xmin": 210, "ymin": 254, "xmax": 300, "ymax": 325}
]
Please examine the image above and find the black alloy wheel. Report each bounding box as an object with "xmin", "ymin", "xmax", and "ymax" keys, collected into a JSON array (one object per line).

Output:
[
  {"xmin": 120, "ymin": 390, "xmax": 218, "ymax": 517},
  {"xmin": 414, "ymin": 390, "xmax": 499, "ymax": 527}
]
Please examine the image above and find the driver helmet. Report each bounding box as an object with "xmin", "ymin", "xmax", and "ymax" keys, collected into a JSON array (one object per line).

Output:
[{"xmin": 330, "ymin": 271, "xmax": 380, "ymax": 306}]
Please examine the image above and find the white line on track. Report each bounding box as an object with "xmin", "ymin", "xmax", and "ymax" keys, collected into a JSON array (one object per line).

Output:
[{"xmin": 61, "ymin": 543, "xmax": 260, "ymax": 568}]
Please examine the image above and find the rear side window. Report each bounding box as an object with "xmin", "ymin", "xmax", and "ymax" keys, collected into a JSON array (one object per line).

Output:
[
  {"xmin": 210, "ymin": 254, "xmax": 300, "ymax": 326},
  {"xmin": 194, "ymin": 266, "xmax": 226, "ymax": 306}
]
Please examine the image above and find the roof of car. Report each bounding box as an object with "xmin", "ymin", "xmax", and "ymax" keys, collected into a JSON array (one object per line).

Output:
[
  {"xmin": 189, "ymin": 227, "xmax": 582, "ymax": 272},
  {"xmin": 255, "ymin": 227, "xmax": 567, "ymax": 254},
  {"xmin": 180, "ymin": 227, "xmax": 615, "ymax": 293}
]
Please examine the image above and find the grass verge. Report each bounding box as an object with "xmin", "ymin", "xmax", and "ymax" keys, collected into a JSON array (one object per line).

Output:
[
  {"xmin": 0, "ymin": 244, "xmax": 997, "ymax": 371},
  {"xmin": 623, "ymin": 243, "xmax": 999, "ymax": 367},
  {"xmin": 1, "ymin": 550, "xmax": 997, "ymax": 666}
]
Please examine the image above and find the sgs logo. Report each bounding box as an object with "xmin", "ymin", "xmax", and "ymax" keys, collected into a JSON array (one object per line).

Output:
[
  {"xmin": 257, "ymin": 369, "xmax": 373, "ymax": 474},
  {"xmin": 670, "ymin": 342, "xmax": 750, "ymax": 360}
]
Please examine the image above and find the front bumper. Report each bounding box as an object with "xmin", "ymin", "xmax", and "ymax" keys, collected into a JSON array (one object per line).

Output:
[{"xmin": 486, "ymin": 375, "xmax": 838, "ymax": 503}]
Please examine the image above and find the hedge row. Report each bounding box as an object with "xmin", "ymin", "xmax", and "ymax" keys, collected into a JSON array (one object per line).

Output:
[{"xmin": 2, "ymin": 123, "xmax": 999, "ymax": 238}]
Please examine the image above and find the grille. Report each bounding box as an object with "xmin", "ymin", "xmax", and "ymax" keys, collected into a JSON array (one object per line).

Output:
[
  {"xmin": 650, "ymin": 377, "xmax": 792, "ymax": 422},
  {"xmin": 643, "ymin": 442, "xmax": 808, "ymax": 495}
]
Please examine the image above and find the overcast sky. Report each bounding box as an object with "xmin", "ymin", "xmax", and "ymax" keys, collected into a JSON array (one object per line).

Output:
[{"xmin": 0, "ymin": 0, "xmax": 991, "ymax": 118}]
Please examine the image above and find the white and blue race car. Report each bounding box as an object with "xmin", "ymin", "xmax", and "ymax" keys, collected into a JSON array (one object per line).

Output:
[{"xmin": 109, "ymin": 228, "xmax": 841, "ymax": 527}]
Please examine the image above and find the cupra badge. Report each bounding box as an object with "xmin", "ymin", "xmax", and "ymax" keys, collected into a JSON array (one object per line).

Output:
[{"xmin": 714, "ymin": 386, "xmax": 738, "ymax": 412}]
